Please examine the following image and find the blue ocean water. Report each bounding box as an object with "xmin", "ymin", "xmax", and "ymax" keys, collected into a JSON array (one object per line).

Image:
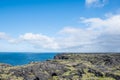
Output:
[{"xmin": 0, "ymin": 52, "xmax": 57, "ymax": 66}]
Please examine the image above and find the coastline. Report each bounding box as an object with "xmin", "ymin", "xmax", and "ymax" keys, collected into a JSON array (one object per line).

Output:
[{"xmin": 0, "ymin": 53, "xmax": 120, "ymax": 80}]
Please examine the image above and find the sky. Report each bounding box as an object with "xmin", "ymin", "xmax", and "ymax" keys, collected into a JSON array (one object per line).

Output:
[{"xmin": 0, "ymin": 0, "xmax": 120, "ymax": 52}]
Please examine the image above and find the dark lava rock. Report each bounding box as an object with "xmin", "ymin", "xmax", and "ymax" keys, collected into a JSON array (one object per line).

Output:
[
  {"xmin": 105, "ymin": 73, "xmax": 120, "ymax": 80},
  {"xmin": 0, "ymin": 53, "xmax": 120, "ymax": 80},
  {"xmin": 88, "ymin": 68, "xmax": 104, "ymax": 77},
  {"xmin": 54, "ymin": 54, "xmax": 69, "ymax": 59},
  {"xmin": 6, "ymin": 62, "xmax": 68, "ymax": 80},
  {"xmin": 0, "ymin": 63, "xmax": 12, "ymax": 68}
]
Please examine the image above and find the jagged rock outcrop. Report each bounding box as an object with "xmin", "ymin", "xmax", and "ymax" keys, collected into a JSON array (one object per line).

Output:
[{"xmin": 0, "ymin": 53, "xmax": 120, "ymax": 80}]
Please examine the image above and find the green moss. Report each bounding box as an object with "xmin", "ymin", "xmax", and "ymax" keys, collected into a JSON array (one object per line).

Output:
[
  {"xmin": 0, "ymin": 74, "xmax": 24, "ymax": 80},
  {"xmin": 52, "ymin": 76, "xmax": 59, "ymax": 80},
  {"xmin": 72, "ymin": 75, "xmax": 79, "ymax": 79},
  {"xmin": 62, "ymin": 71, "xmax": 71, "ymax": 76},
  {"xmin": 98, "ymin": 77, "xmax": 115, "ymax": 80},
  {"xmin": 114, "ymin": 70, "xmax": 120, "ymax": 76}
]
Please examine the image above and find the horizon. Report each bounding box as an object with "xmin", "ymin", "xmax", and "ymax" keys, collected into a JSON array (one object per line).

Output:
[
  {"xmin": 0, "ymin": 0, "xmax": 120, "ymax": 52},
  {"xmin": 0, "ymin": 52, "xmax": 120, "ymax": 54}
]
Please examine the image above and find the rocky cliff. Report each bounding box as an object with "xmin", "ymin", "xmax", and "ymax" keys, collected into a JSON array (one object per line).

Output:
[{"xmin": 0, "ymin": 53, "xmax": 120, "ymax": 80}]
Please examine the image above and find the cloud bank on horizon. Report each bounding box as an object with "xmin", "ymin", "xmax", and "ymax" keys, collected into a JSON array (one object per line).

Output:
[{"xmin": 0, "ymin": 0, "xmax": 120, "ymax": 52}]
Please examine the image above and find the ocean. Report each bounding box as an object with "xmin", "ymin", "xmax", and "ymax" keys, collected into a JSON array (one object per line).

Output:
[{"xmin": 0, "ymin": 52, "xmax": 57, "ymax": 66}]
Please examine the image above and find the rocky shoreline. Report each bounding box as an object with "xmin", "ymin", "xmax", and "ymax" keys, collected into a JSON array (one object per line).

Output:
[{"xmin": 0, "ymin": 53, "xmax": 120, "ymax": 80}]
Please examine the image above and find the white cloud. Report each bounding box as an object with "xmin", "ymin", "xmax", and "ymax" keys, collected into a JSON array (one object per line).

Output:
[
  {"xmin": 55, "ymin": 14, "xmax": 120, "ymax": 52},
  {"xmin": 0, "ymin": 32, "xmax": 17, "ymax": 44},
  {"xmin": 80, "ymin": 14, "xmax": 120, "ymax": 51},
  {"xmin": 85, "ymin": 0, "xmax": 108, "ymax": 7},
  {"xmin": 19, "ymin": 33, "xmax": 59, "ymax": 49},
  {"xmin": 82, "ymin": 14, "xmax": 120, "ymax": 34},
  {"xmin": 0, "ymin": 32, "xmax": 8, "ymax": 40},
  {"xmin": 58, "ymin": 27, "xmax": 98, "ymax": 49}
]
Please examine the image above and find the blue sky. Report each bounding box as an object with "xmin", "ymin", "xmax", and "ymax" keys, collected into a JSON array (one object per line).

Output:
[{"xmin": 0, "ymin": 0, "xmax": 120, "ymax": 52}]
